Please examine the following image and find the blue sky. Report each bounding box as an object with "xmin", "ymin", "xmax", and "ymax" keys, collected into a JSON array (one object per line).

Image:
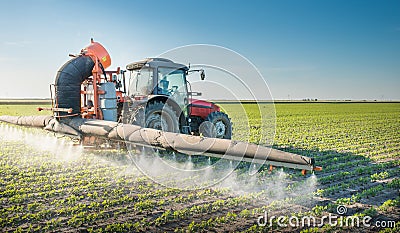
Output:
[{"xmin": 0, "ymin": 0, "xmax": 399, "ymax": 100}]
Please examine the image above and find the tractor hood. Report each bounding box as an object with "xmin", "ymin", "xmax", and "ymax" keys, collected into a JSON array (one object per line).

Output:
[{"xmin": 190, "ymin": 99, "xmax": 220, "ymax": 112}]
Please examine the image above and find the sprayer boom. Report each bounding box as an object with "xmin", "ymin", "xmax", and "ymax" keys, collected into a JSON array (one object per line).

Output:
[{"xmin": 0, "ymin": 116, "xmax": 321, "ymax": 173}]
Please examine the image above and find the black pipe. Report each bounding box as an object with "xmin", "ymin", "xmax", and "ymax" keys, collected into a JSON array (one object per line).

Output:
[
  {"xmin": 122, "ymin": 71, "xmax": 126, "ymax": 93},
  {"xmin": 54, "ymin": 56, "xmax": 94, "ymax": 117}
]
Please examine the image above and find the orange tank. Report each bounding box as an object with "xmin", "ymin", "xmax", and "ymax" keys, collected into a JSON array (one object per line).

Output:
[{"xmin": 82, "ymin": 39, "xmax": 111, "ymax": 69}]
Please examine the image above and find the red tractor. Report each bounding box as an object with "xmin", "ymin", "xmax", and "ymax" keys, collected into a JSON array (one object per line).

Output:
[{"xmin": 123, "ymin": 58, "xmax": 232, "ymax": 139}]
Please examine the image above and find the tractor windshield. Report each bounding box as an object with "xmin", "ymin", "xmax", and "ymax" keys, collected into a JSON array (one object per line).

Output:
[
  {"xmin": 157, "ymin": 68, "xmax": 186, "ymax": 94},
  {"xmin": 157, "ymin": 67, "xmax": 188, "ymax": 108},
  {"xmin": 128, "ymin": 68, "xmax": 153, "ymax": 96}
]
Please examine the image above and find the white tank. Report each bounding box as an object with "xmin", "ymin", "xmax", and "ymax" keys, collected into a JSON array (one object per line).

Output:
[{"xmin": 99, "ymin": 82, "xmax": 117, "ymax": 121}]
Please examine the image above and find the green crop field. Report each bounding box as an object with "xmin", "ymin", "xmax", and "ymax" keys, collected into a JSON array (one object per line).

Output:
[
  {"xmin": 0, "ymin": 104, "xmax": 51, "ymax": 116},
  {"xmin": 0, "ymin": 103, "xmax": 399, "ymax": 232}
]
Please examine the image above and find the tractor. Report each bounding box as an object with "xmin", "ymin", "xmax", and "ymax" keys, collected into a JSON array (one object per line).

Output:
[{"xmin": 122, "ymin": 58, "xmax": 232, "ymax": 139}]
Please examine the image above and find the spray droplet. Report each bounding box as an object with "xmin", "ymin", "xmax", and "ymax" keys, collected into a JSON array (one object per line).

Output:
[{"xmin": 141, "ymin": 148, "xmax": 146, "ymax": 156}]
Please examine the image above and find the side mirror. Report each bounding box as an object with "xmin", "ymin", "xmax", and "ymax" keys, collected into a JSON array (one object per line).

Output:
[{"xmin": 200, "ymin": 70, "xmax": 205, "ymax": 80}]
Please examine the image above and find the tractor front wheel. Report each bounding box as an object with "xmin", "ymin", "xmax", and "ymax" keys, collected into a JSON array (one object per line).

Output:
[
  {"xmin": 138, "ymin": 101, "xmax": 179, "ymax": 133},
  {"xmin": 200, "ymin": 112, "xmax": 232, "ymax": 139}
]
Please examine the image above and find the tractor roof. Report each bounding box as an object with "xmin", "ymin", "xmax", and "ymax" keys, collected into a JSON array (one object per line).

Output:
[{"xmin": 126, "ymin": 58, "xmax": 189, "ymax": 71}]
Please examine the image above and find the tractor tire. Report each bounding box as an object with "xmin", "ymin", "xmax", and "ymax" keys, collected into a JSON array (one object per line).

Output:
[
  {"xmin": 200, "ymin": 112, "xmax": 232, "ymax": 139},
  {"xmin": 129, "ymin": 101, "xmax": 179, "ymax": 133}
]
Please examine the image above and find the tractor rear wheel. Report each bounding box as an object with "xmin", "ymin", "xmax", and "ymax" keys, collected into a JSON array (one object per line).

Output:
[
  {"xmin": 200, "ymin": 112, "xmax": 232, "ymax": 139},
  {"xmin": 130, "ymin": 101, "xmax": 179, "ymax": 133}
]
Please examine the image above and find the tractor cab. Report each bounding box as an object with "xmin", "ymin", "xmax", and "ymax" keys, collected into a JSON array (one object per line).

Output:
[
  {"xmin": 127, "ymin": 58, "xmax": 188, "ymax": 95},
  {"xmin": 127, "ymin": 58, "xmax": 189, "ymax": 113}
]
